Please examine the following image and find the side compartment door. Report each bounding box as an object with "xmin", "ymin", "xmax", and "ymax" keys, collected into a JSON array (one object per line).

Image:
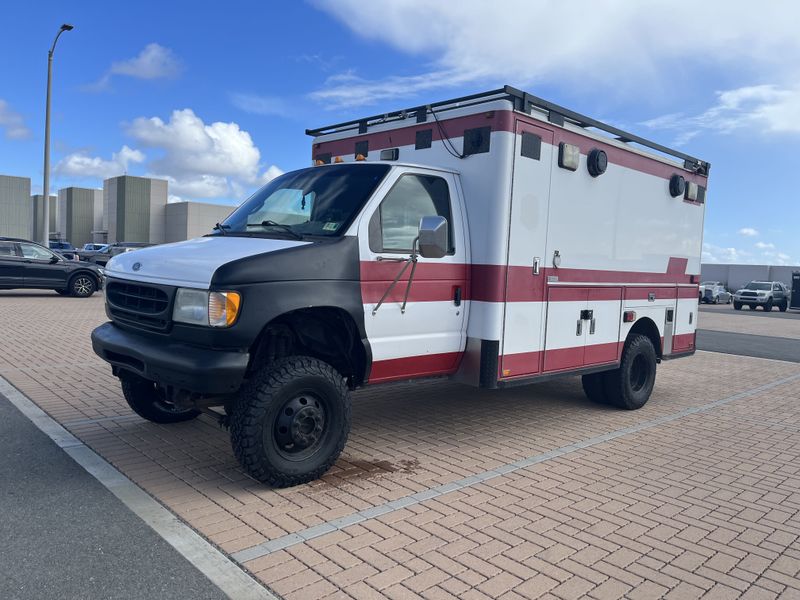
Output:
[
  {"xmin": 583, "ymin": 287, "xmax": 623, "ymax": 366},
  {"xmin": 358, "ymin": 169, "xmax": 468, "ymax": 383},
  {"xmin": 500, "ymin": 120, "xmax": 555, "ymax": 378}
]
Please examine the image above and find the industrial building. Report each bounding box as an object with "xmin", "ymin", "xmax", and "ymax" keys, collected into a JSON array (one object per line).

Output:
[
  {"xmin": 0, "ymin": 174, "xmax": 32, "ymax": 239},
  {"xmin": 56, "ymin": 187, "xmax": 103, "ymax": 248},
  {"xmin": 31, "ymin": 194, "xmax": 57, "ymax": 242},
  {"xmin": 103, "ymin": 175, "xmax": 168, "ymax": 244},
  {"xmin": 165, "ymin": 201, "xmax": 235, "ymax": 243}
]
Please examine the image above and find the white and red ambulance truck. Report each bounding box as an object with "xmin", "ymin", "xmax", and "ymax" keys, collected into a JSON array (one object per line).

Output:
[{"xmin": 92, "ymin": 86, "xmax": 709, "ymax": 487}]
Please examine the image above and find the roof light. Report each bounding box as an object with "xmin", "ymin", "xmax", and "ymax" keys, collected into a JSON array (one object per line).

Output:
[
  {"xmin": 558, "ymin": 143, "xmax": 579, "ymax": 171},
  {"xmin": 355, "ymin": 154, "xmax": 367, "ymax": 161},
  {"xmin": 587, "ymin": 148, "xmax": 607, "ymax": 177},
  {"xmin": 669, "ymin": 174, "xmax": 686, "ymax": 197},
  {"xmin": 334, "ymin": 156, "xmax": 344, "ymax": 163},
  {"xmin": 314, "ymin": 159, "xmax": 325, "ymax": 166},
  {"xmin": 685, "ymin": 181, "xmax": 699, "ymax": 201}
]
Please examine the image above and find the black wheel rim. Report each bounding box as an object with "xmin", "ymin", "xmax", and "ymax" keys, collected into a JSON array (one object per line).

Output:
[
  {"xmin": 73, "ymin": 277, "xmax": 93, "ymax": 296},
  {"xmin": 629, "ymin": 354, "xmax": 650, "ymax": 393},
  {"xmin": 272, "ymin": 392, "xmax": 327, "ymax": 461}
]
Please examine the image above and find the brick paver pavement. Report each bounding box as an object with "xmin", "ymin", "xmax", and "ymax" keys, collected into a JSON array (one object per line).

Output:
[
  {"xmin": 2, "ymin": 290, "xmax": 800, "ymax": 599},
  {"xmin": 699, "ymin": 306, "xmax": 800, "ymax": 340}
]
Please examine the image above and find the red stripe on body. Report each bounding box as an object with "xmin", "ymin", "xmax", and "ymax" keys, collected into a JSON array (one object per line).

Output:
[
  {"xmin": 677, "ymin": 287, "xmax": 700, "ymax": 299},
  {"xmin": 314, "ymin": 110, "xmax": 708, "ymax": 186},
  {"xmin": 368, "ymin": 352, "xmax": 461, "ymax": 383},
  {"xmin": 500, "ymin": 341, "xmax": 622, "ymax": 379},
  {"xmin": 624, "ymin": 287, "xmax": 678, "ymax": 301},
  {"xmin": 671, "ymin": 333, "xmax": 695, "ymax": 352}
]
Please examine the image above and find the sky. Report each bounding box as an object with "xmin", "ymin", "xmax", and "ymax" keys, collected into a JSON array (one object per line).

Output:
[{"xmin": 0, "ymin": 0, "xmax": 798, "ymax": 265}]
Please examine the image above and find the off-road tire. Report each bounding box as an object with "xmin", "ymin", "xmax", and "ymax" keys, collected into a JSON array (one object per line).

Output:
[
  {"xmin": 69, "ymin": 273, "xmax": 96, "ymax": 298},
  {"xmin": 764, "ymin": 298, "xmax": 773, "ymax": 312},
  {"xmin": 733, "ymin": 301, "xmax": 742, "ymax": 310},
  {"xmin": 581, "ymin": 372, "xmax": 610, "ymax": 405},
  {"xmin": 230, "ymin": 356, "xmax": 350, "ymax": 488},
  {"xmin": 602, "ymin": 334, "xmax": 657, "ymax": 410},
  {"xmin": 779, "ymin": 299, "xmax": 788, "ymax": 312},
  {"xmin": 121, "ymin": 374, "xmax": 201, "ymax": 423}
]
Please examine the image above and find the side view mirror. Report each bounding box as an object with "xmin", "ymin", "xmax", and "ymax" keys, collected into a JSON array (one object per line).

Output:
[
  {"xmin": 50, "ymin": 255, "xmax": 60, "ymax": 264},
  {"xmin": 417, "ymin": 215, "xmax": 448, "ymax": 259}
]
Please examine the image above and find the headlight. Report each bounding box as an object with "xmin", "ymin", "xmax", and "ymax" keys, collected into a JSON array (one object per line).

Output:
[{"xmin": 173, "ymin": 289, "xmax": 241, "ymax": 327}]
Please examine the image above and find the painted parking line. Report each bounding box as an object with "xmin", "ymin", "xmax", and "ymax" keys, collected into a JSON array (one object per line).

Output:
[
  {"xmin": 0, "ymin": 375, "xmax": 278, "ymax": 600},
  {"xmin": 232, "ymin": 371, "xmax": 800, "ymax": 564}
]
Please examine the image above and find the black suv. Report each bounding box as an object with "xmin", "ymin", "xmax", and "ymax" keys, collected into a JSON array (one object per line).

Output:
[{"xmin": 0, "ymin": 237, "xmax": 104, "ymax": 297}]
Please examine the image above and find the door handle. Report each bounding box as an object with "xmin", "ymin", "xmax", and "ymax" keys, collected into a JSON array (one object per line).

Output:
[
  {"xmin": 589, "ymin": 317, "xmax": 596, "ymax": 335},
  {"xmin": 576, "ymin": 320, "xmax": 582, "ymax": 336},
  {"xmin": 453, "ymin": 286, "xmax": 462, "ymax": 307},
  {"xmin": 532, "ymin": 257, "xmax": 540, "ymax": 275}
]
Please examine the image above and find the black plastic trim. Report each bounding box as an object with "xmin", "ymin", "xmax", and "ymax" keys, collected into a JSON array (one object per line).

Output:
[{"xmin": 479, "ymin": 340, "xmax": 499, "ymax": 389}]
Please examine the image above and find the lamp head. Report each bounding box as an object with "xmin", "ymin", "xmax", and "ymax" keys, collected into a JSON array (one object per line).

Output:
[{"xmin": 60, "ymin": 24, "xmax": 74, "ymax": 31}]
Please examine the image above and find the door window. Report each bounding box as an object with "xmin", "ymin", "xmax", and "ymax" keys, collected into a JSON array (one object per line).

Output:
[
  {"xmin": 0, "ymin": 241, "xmax": 18, "ymax": 257},
  {"xmin": 369, "ymin": 174, "xmax": 453, "ymax": 253},
  {"xmin": 19, "ymin": 243, "xmax": 55, "ymax": 261}
]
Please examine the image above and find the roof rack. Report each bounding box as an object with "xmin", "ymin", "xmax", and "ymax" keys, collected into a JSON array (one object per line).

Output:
[{"xmin": 306, "ymin": 85, "xmax": 710, "ymax": 175}]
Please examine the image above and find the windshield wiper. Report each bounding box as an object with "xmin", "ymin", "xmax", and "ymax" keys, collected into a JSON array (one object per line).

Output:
[
  {"xmin": 246, "ymin": 220, "xmax": 303, "ymax": 240},
  {"xmin": 213, "ymin": 222, "xmax": 229, "ymax": 235}
]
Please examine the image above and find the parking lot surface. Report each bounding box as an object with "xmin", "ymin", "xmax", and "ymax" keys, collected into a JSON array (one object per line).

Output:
[{"xmin": 2, "ymin": 291, "xmax": 800, "ymax": 599}]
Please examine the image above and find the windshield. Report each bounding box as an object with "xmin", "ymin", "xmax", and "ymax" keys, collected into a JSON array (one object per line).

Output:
[
  {"xmin": 220, "ymin": 164, "xmax": 391, "ymax": 238},
  {"xmin": 745, "ymin": 282, "xmax": 771, "ymax": 291}
]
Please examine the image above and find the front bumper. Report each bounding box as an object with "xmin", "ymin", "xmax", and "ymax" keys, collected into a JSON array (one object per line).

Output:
[
  {"xmin": 735, "ymin": 295, "xmax": 768, "ymax": 304},
  {"xmin": 91, "ymin": 322, "xmax": 249, "ymax": 395}
]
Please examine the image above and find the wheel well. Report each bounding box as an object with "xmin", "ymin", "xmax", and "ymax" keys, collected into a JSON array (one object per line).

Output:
[
  {"xmin": 628, "ymin": 317, "xmax": 662, "ymax": 358},
  {"xmin": 249, "ymin": 307, "xmax": 366, "ymax": 387},
  {"xmin": 69, "ymin": 270, "xmax": 99, "ymax": 286}
]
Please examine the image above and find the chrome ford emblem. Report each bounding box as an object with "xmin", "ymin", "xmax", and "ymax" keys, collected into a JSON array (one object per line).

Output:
[{"xmin": 132, "ymin": 262, "xmax": 142, "ymax": 271}]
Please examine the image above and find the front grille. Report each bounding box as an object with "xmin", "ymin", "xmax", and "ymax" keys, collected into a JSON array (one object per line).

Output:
[
  {"xmin": 739, "ymin": 291, "xmax": 757, "ymax": 297},
  {"xmin": 106, "ymin": 280, "xmax": 172, "ymax": 332}
]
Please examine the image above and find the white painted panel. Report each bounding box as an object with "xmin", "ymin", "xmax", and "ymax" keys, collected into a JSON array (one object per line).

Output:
[
  {"xmin": 502, "ymin": 302, "xmax": 546, "ymax": 355},
  {"xmin": 544, "ymin": 300, "xmax": 587, "ymax": 350}
]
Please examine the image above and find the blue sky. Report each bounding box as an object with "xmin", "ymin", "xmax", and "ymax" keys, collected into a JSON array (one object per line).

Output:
[{"xmin": 0, "ymin": 0, "xmax": 798, "ymax": 264}]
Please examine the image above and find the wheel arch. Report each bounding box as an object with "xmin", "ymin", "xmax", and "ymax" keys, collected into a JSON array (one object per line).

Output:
[
  {"xmin": 627, "ymin": 316, "xmax": 662, "ymax": 359},
  {"xmin": 248, "ymin": 306, "xmax": 369, "ymax": 387}
]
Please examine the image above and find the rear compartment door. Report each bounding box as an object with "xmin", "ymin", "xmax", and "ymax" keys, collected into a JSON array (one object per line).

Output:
[{"xmin": 500, "ymin": 121, "xmax": 555, "ymax": 378}]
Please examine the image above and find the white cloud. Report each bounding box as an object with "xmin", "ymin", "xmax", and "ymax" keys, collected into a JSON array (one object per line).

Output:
[
  {"xmin": 738, "ymin": 228, "xmax": 759, "ymax": 237},
  {"xmin": 755, "ymin": 241, "xmax": 775, "ymax": 250},
  {"xmin": 230, "ymin": 93, "xmax": 289, "ymax": 116},
  {"xmin": 642, "ymin": 84, "xmax": 800, "ymax": 144},
  {"xmin": 312, "ymin": 0, "xmax": 800, "ymax": 108},
  {"xmin": 86, "ymin": 43, "xmax": 182, "ymax": 91},
  {"xmin": 702, "ymin": 243, "xmax": 753, "ymax": 264},
  {"xmin": 55, "ymin": 109, "xmax": 281, "ymax": 201},
  {"xmin": 0, "ymin": 99, "xmax": 31, "ymax": 140},
  {"xmin": 55, "ymin": 145, "xmax": 145, "ymax": 179}
]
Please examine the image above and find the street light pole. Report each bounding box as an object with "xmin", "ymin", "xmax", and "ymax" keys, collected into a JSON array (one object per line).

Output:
[{"xmin": 42, "ymin": 23, "xmax": 73, "ymax": 246}]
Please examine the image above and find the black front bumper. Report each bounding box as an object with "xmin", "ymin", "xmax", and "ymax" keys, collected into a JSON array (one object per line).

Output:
[{"xmin": 91, "ymin": 322, "xmax": 249, "ymax": 395}]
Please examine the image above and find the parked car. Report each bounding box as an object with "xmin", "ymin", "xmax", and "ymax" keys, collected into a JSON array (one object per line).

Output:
[
  {"xmin": 733, "ymin": 281, "xmax": 790, "ymax": 311},
  {"xmin": 0, "ymin": 237, "xmax": 104, "ymax": 297},
  {"xmin": 87, "ymin": 242, "xmax": 151, "ymax": 267},
  {"xmin": 76, "ymin": 243, "xmax": 110, "ymax": 262},
  {"xmin": 699, "ymin": 282, "xmax": 732, "ymax": 304},
  {"xmin": 49, "ymin": 240, "xmax": 79, "ymax": 260}
]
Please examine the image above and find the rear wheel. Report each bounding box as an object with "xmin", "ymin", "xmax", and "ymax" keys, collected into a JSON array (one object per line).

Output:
[
  {"xmin": 69, "ymin": 274, "xmax": 96, "ymax": 298},
  {"xmin": 230, "ymin": 356, "xmax": 350, "ymax": 487},
  {"xmin": 602, "ymin": 334, "xmax": 657, "ymax": 410},
  {"xmin": 121, "ymin": 374, "xmax": 200, "ymax": 423},
  {"xmin": 779, "ymin": 299, "xmax": 788, "ymax": 312}
]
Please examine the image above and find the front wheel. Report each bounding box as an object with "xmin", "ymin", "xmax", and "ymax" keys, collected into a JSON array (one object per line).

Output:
[
  {"xmin": 121, "ymin": 375, "xmax": 201, "ymax": 423},
  {"xmin": 734, "ymin": 301, "xmax": 742, "ymax": 310},
  {"xmin": 69, "ymin": 274, "xmax": 96, "ymax": 297},
  {"xmin": 602, "ymin": 334, "xmax": 657, "ymax": 410},
  {"xmin": 764, "ymin": 298, "xmax": 773, "ymax": 311},
  {"xmin": 230, "ymin": 356, "xmax": 350, "ymax": 487}
]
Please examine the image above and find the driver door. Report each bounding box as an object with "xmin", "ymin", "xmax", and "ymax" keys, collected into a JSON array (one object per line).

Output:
[
  {"xmin": 357, "ymin": 168, "xmax": 468, "ymax": 383},
  {"xmin": 19, "ymin": 242, "xmax": 69, "ymax": 288}
]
